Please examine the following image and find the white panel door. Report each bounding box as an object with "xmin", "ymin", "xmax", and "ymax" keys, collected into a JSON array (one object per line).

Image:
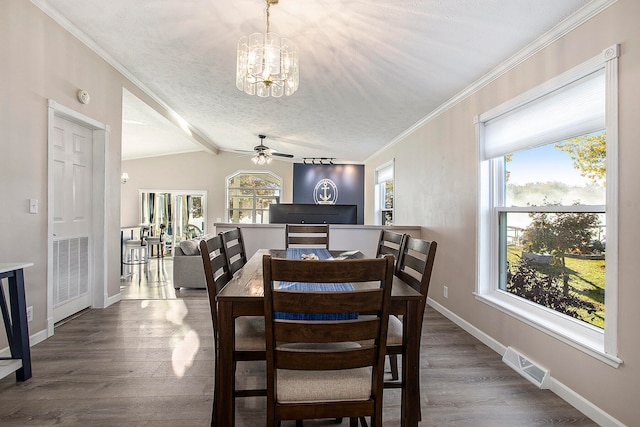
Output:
[{"xmin": 52, "ymin": 115, "xmax": 93, "ymax": 323}]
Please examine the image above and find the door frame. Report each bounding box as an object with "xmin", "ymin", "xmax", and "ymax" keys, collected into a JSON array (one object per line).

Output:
[{"xmin": 46, "ymin": 99, "xmax": 110, "ymax": 336}]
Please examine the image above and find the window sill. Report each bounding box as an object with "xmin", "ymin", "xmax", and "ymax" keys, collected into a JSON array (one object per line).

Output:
[{"xmin": 474, "ymin": 290, "xmax": 622, "ymax": 368}]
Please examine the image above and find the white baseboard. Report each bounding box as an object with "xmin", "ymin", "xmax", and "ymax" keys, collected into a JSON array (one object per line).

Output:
[
  {"xmin": 426, "ymin": 297, "xmax": 625, "ymax": 427},
  {"xmin": 27, "ymin": 328, "xmax": 49, "ymax": 347},
  {"xmin": 106, "ymin": 292, "xmax": 121, "ymax": 308},
  {"xmin": 549, "ymin": 377, "xmax": 626, "ymax": 427},
  {"xmin": 0, "ymin": 327, "xmax": 48, "ymax": 358}
]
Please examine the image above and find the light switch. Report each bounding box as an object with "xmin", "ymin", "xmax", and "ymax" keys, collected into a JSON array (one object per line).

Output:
[{"xmin": 29, "ymin": 198, "xmax": 38, "ymax": 214}]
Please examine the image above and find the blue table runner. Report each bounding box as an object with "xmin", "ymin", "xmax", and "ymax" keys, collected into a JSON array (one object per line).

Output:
[{"xmin": 275, "ymin": 248, "xmax": 357, "ymax": 320}]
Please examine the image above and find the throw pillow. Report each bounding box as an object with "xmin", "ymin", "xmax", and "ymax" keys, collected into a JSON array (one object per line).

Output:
[{"xmin": 179, "ymin": 239, "xmax": 200, "ymax": 256}]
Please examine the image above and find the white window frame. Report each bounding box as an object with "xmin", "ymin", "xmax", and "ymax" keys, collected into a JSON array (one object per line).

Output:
[
  {"xmin": 375, "ymin": 160, "xmax": 394, "ymax": 225},
  {"xmin": 475, "ymin": 45, "xmax": 621, "ymax": 367},
  {"xmin": 225, "ymin": 170, "xmax": 282, "ymax": 224}
]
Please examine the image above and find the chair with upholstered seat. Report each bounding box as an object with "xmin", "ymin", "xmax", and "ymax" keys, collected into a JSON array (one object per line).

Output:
[
  {"xmin": 384, "ymin": 236, "xmax": 437, "ymax": 420},
  {"xmin": 285, "ymin": 224, "xmax": 329, "ymax": 249},
  {"xmin": 199, "ymin": 236, "xmax": 265, "ymax": 427},
  {"xmin": 262, "ymin": 254, "xmax": 394, "ymax": 427},
  {"xmin": 221, "ymin": 227, "xmax": 248, "ymax": 276}
]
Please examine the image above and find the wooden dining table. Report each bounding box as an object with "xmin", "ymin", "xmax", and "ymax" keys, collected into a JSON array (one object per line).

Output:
[{"xmin": 215, "ymin": 249, "xmax": 423, "ymax": 426}]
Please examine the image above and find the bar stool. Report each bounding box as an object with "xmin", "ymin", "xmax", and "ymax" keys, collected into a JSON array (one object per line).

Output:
[
  {"xmin": 122, "ymin": 227, "xmax": 149, "ymax": 278},
  {"xmin": 146, "ymin": 224, "xmax": 166, "ymax": 261}
]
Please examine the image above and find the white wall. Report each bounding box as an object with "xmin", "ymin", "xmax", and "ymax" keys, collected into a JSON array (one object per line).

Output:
[
  {"xmin": 120, "ymin": 151, "xmax": 294, "ymax": 231},
  {"xmin": 0, "ymin": 0, "xmax": 128, "ymax": 338},
  {"xmin": 365, "ymin": 1, "xmax": 640, "ymax": 424}
]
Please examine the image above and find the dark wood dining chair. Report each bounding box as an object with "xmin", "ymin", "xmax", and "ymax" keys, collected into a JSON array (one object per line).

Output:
[
  {"xmin": 199, "ymin": 236, "xmax": 265, "ymax": 427},
  {"xmin": 376, "ymin": 229, "xmax": 405, "ymax": 270},
  {"xmin": 285, "ymin": 224, "xmax": 329, "ymax": 248},
  {"xmin": 375, "ymin": 230, "xmax": 406, "ymax": 380},
  {"xmin": 221, "ymin": 227, "xmax": 248, "ymax": 276},
  {"xmin": 384, "ymin": 236, "xmax": 437, "ymax": 420},
  {"xmin": 262, "ymin": 254, "xmax": 395, "ymax": 427}
]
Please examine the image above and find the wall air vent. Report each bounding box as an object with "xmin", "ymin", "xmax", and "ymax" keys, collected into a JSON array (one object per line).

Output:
[{"xmin": 502, "ymin": 346, "xmax": 550, "ymax": 389}]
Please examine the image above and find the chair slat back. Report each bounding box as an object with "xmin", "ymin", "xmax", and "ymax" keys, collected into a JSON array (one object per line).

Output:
[
  {"xmin": 285, "ymin": 224, "xmax": 329, "ymax": 248},
  {"xmin": 221, "ymin": 227, "xmax": 248, "ymax": 276},
  {"xmin": 376, "ymin": 230, "xmax": 405, "ymax": 272},
  {"xmin": 396, "ymin": 237, "xmax": 437, "ymax": 325},
  {"xmin": 275, "ymin": 310, "xmax": 383, "ymax": 344},
  {"xmin": 200, "ymin": 235, "xmax": 232, "ymax": 338}
]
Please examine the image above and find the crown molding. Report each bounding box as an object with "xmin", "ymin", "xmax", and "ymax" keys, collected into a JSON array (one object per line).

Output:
[
  {"xmin": 30, "ymin": 0, "xmax": 220, "ymax": 156},
  {"xmin": 366, "ymin": 0, "xmax": 618, "ymax": 163}
]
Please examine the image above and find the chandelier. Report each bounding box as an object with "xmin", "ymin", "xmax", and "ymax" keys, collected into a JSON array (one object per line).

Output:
[{"xmin": 236, "ymin": 0, "xmax": 299, "ymax": 97}]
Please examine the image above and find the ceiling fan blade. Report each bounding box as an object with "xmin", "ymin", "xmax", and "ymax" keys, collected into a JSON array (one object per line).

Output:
[
  {"xmin": 271, "ymin": 152, "xmax": 294, "ymax": 158},
  {"xmin": 253, "ymin": 134, "xmax": 294, "ymax": 158}
]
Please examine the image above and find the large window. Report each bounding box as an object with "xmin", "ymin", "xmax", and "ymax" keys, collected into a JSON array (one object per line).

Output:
[
  {"xmin": 500, "ymin": 134, "xmax": 606, "ymax": 327},
  {"xmin": 476, "ymin": 46, "xmax": 620, "ymax": 366},
  {"xmin": 376, "ymin": 161, "xmax": 394, "ymax": 225},
  {"xmin": 227, "ymin": 171, "xmax": 281, "ymax": 224}
]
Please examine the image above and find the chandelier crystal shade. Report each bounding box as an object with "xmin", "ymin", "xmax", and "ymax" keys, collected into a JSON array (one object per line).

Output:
[{"xmin": 236, "ymin": 0, "xmax": 299, "ymax": 97}]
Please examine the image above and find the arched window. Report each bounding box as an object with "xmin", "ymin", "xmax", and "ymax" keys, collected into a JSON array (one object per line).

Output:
[{"xmin": 226, "ymin": 171, "xmax": 282, "ymax": 223}]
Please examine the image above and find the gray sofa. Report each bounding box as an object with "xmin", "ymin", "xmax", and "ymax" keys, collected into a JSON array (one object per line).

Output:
[{"xmin": 172, "ymin": 238, "xmax": 207, "ymax": 289}]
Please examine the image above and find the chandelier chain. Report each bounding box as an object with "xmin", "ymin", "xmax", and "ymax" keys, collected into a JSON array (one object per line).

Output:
[{"xmin": 266, "ymin": 1, "xmax": 270, "ymax": 33}]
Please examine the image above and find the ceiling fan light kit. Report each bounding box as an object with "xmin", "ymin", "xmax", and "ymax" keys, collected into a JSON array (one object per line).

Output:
[
  {"xmin": 236, "ymin": 0, "xmax": 299, "ymax": 97},
  {"xmin": 250, "ymin": 134, "xmax": 293, "ymax": 164},
  {"xmin": 252, "ymin": 152, "xmax": 272, "ymax": 165}
]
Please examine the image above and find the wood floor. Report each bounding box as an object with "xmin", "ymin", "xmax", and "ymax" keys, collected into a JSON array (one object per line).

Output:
[{"xmin": 0, "ymin": 259, "xmax": 598, "ymax": 426}]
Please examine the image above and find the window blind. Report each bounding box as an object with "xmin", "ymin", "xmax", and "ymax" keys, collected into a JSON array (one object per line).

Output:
[
  {"xmin": 376, "ymin": 163, "xmax": 393, "ymax": 184},
  {"xmin": 482, "ymin": 69, "xmax": 605, "ymax": 160}
]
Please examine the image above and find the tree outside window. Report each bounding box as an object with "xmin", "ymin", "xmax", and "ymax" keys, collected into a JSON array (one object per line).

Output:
[
  {"xmin": 227, "ymin": 172, "xmax": 281, "ymax": 223},
  {"xmin": 501, "ymin": 132, "xmax": 606, "ymax": 328},
  {"xmin": 381, "ymin": 180, "xmax": 394, "ymax": 225}
]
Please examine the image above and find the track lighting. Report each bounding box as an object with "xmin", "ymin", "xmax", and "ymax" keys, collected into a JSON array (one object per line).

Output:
[{"xmin": 302, "ymin": 158, "xmax": 335, "ymax": 165}]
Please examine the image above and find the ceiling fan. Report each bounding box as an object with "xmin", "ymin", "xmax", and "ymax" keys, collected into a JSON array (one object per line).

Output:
[{"xmin": 250, "ymin": 134, "xmax": 294, "ymax": 164}]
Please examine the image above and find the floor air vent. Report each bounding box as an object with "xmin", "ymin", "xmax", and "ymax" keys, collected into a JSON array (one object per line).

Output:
[{"xmin": 502, "ymin": 346, "xmax": 550, "ymax": 389}]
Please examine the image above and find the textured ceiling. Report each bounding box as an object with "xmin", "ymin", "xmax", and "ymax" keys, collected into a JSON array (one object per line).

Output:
[{"xmin": 36, "ymin": 0, "xmax": 595, "ymax": 162}]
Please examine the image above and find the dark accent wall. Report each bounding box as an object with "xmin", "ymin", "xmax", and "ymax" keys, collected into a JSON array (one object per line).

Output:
[{"xmin": 292, "ymin": 163, "xmax": 364, "ymax": 224}]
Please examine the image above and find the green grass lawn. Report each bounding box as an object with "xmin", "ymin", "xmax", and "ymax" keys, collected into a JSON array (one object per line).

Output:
[{"xmin": 507, "ymin": 245, "xmax": 605, "ymax": 328}]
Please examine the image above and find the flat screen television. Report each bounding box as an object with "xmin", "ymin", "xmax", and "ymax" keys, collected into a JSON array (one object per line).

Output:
[{"xmin": 269, "ymin": 204, "xmax": 358, "ymax": 224}]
